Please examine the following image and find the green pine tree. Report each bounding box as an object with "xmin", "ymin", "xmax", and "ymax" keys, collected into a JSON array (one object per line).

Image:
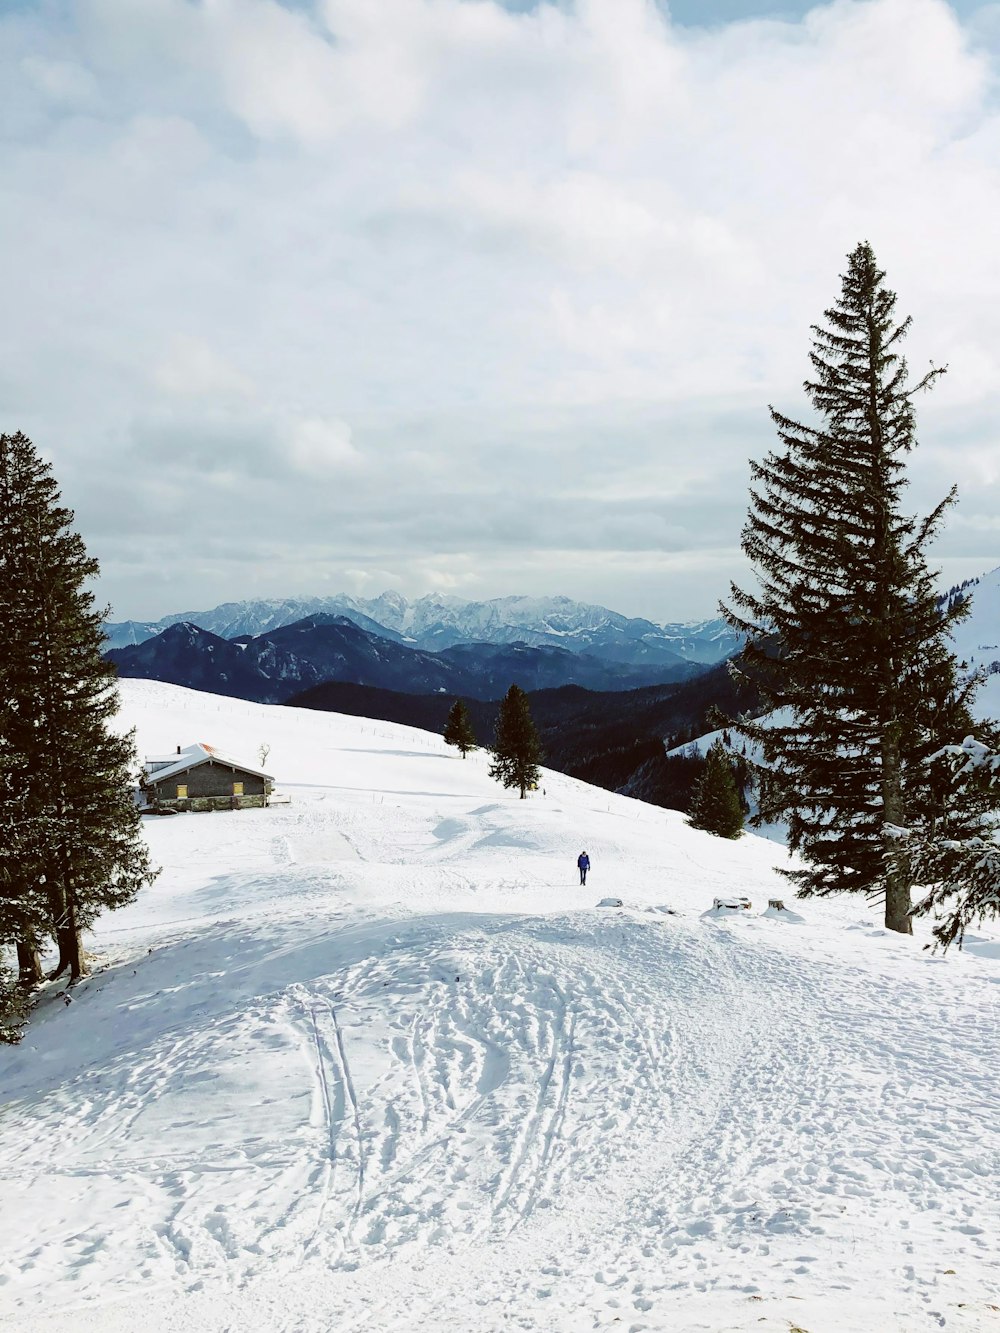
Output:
[
  {"xmin": 0, "ymin": 431, "xmax": 157, "ymax": 992},
  {"xmin": 443, "ymin": 699, "xmax": 477, "ymax": 757},
  {"xmin": 687, "ymin": 740, "xmax": 744, "ymax": 839},
  {"xmin": 488, "ymin": 684, "xmax": 542, "ymax": 799},
  {"xmin": 907, "ymin": 729, "xmax": 1000, "ymax": 950},
  {"xmin": 0, "ymin": 957, "xmax": 27, "ymax": 1044},
  {"xmin": 0, "ymin": 733, "xmax": 33, "ymax": 1036},
  {"xmin": 0, "ymin": 694, "xmax": 49, "ymax": 990},
  {"xmin": 724, "ymin": 242, "xmax": 978, "ymax": 934}
]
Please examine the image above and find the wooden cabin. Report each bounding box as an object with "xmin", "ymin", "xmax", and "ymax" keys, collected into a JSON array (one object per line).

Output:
[{"xmin": 142, "ymin": 743, "xmax": 273, "ymax": 812}]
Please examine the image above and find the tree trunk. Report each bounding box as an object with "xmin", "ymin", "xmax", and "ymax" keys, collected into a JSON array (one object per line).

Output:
[
  {"xmin": 51, "ymin": 926, "xmax": 87, "ymax": 981},
  {"xmin": 49, "ymin": 932, "xmax": 70, "ymax": 980},
  {"xmin": 49, "ymin": 891, "xmax": 87, "ymax": 981},
  {"xmin": 865, "ymin": 302, "xmax": 913, "ymax": 937},
  {"xmin": 65, "ymin": 922, "xmax": 87, "ymax": 981},
  {"xmin": 17, "ymin": 939, "xmax": 44, "ymax": 988},
  {"xmin": 884, "ymin": 873, "xmax": 913, "ymax": 933},
  {"xmin": 881, "ymin": 724, "xmax": 912, "ymax": 934}
]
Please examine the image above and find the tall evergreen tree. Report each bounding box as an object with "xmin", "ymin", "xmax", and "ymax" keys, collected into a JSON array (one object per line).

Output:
[
  {"xmin": 724, "ymin": 243, "xmax": 977, "ymax": 934},
  {"xmin": 489, "ymin": 684, "xmax": 542, "ymax": 799},
  {"xmin": 0, "ymin": 431, "xmax": 157, "ymax": 987},
  {"xmin": 688, "ymin": 740, "xmax": 744, "ymax": 839},
  {"xmin": 443, "ymin": 698, "xmax": 477, "ymax": 757}
]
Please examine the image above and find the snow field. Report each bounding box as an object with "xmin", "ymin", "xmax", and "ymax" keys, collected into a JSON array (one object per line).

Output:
[{"xmin": 0, "ymin": 680, "xmax": 998, "ymax": 1332}]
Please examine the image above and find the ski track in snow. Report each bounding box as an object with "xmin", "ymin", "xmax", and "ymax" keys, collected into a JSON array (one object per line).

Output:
[
  {"xmin": 0, "ymin": 680, "xmax": 998, "ymax": 1333},
  {"xmin": 5, "ymin": 915, "xmax": 996, "ymax": 1331},
  {"xmin": 0, "ymin": 924, "xmax": 735, "ymax": 1297}
]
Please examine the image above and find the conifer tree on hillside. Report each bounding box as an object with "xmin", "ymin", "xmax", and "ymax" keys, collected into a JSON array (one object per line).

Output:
[
  {"xmin": 724, "ymin": 242, "xmax": 978, "ymax": 934},
  {"xmin": 0, "ymin": 758, "xmax": 36, "ymax": 1038},
  {"xmin": 0, "ymin": 774, "xmax": 49, "ymax": 988},
  {"xmin": 0, "ymin": 949, "xmax": 27, "ymax": 1044},
  {"xmin": 443, "ymin": 699, "xmax": 477, "ymax": 757},
  {"xmin": 906, "ymin": 732, "xmax": 1000, "ymax": 949},
  {"xmin": 489, "ymin": 684, "xmax": 542, "ymax": 799},
  {"xmin": 688, "ymin": 740, "xmax": 744, "ymax": 839},
  {"xmin": 0, "ymin": 431, "xmax": 157, "ymax": 990}
]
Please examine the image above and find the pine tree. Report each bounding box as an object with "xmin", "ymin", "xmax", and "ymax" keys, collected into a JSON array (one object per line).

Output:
[
  {"xmin": 724, "ymin": 243, "xmax": 977, "ymax": 934},
  {"xmin": 443, "ymin": 699, "xmax": 477, "ymax": 757},
  {"xmin": 688, "ymin": 740, "xmax": 744, "ymax": 839},
  {"xmin": 0, "ymin": 775, "xmax": 49, "ymax": 989},
  {"xmin": 488, "ymin": 684, "xmax": 542, "ymax": 799},
  {"xmin": 0, "ymin": 958, "xmax": 27, "ymax": 1044},
  {"xmin": 0, "ymin": 431, "xmax": 157, "ymax": 987},
  {"xmin": 0, "ymin": 735, "xmax": 37, "ymax": 1034},
  {"xmin": 906, "ymin": 732, "xmax": 1000, "ymax": 950}
]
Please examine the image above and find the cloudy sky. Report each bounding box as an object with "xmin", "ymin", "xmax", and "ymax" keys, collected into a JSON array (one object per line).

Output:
[{"xmin": 3, "ymin": 0, "xmax": 1000, "ymax": 624}]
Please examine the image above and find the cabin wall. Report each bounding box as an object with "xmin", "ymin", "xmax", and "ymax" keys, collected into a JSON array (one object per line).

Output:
[{"xmin": 148, "ymin": 759, "xmax": 269, "ymax": 812}]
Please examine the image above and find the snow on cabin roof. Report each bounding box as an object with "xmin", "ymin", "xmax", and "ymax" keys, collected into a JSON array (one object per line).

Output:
[{"xmin": 143, "ymin": 742, "xmax": 273, "ymax": 784}]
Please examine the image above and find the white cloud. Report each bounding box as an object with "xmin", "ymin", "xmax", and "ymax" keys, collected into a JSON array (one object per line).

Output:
[
  {"xmin": 2, "ymin": 0, "xmax": 999, "ymax": 621},
  {"xmin": 153, "ymin": 336, "xmax": 254, "ymax": 398},
  {"xmin": 287, "ymin": 416, "xmax": 363, "ymax": 473},
  {"xmin": 21, "ymin": 55, "xmax": 101, "ymax": 110}
]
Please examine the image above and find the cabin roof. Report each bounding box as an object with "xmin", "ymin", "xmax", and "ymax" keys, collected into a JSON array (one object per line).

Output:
[{"xmin": 143, "ymin": 742, "xmax": 273, "ymax": 784}]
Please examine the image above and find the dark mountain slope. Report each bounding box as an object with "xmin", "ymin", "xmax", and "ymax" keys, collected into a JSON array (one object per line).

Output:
[
  {"xmin": 106, "ymin": 623, "xmax": 276, "ymax": 699},
  {"xmin": 109, "ymin": 615, "xmax": 702, "ymax": 704},
  {"xmin": 107, "ymin": 617, "xmax": 466, "ymax": 704}
]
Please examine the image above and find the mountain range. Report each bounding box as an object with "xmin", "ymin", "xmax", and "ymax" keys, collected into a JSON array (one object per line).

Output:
[
  {"xmin": 106, "ymin": 614, "xmax": 703, "ymax": 705},
  {"xmin": 103, "ymin": 591, "xmax": 742, "ymax": 666}
]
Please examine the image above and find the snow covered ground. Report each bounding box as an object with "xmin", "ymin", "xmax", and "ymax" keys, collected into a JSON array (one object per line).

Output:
[{"xmin": 1, "ymin": 680, "xmax": 998, "ymax": 1333}]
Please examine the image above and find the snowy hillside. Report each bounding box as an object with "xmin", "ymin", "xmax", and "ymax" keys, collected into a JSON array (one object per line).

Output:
[
  {"xmin": 950, "ymin": 566, "xmax": 1000, "ymax": 678},
  {"xmin": 1, "ymin": 681, "xmax": 998, "ymax": 1333},
  {"xmin": 950, "ymin": 565, "xmax": 1000, "ymax": 720}
]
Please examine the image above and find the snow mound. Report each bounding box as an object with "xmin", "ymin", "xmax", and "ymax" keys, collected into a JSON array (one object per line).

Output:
[{"xmin": 762, "ymin": 904, "xmax": 806, "ymax": 923}]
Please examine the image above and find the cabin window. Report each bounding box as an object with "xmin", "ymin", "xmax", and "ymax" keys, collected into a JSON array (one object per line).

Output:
[
  {"xmin": 233, "ymin": 782, "xmax": 244, "ymax": 797},
  {"xmin": 177, "ymin": 784, "xmax": 188, "ymax": 799}
]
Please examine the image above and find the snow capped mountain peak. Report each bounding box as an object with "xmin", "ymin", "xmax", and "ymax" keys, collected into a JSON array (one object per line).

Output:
[
  {"xmin": 348, "ymin": 589, "xmax": 410, "ymax": 631},
  {"xmin": 101, "ymin": 563, "xmax": 999, "ymax": 681},
  {"xmin": 104, "ymin": 592, "xmax": 743, "ymax": 665}
]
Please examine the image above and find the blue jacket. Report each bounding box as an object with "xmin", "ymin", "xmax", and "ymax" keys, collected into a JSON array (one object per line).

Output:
[{"xmin": 577, "ymin": 853, "xmax": 590, "ymax": 870}]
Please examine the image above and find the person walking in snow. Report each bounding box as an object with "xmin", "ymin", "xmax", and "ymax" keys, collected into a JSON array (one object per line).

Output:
[{"xmin": 577, "ymin": 851, "xmax": 590, "ymax": 886}]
